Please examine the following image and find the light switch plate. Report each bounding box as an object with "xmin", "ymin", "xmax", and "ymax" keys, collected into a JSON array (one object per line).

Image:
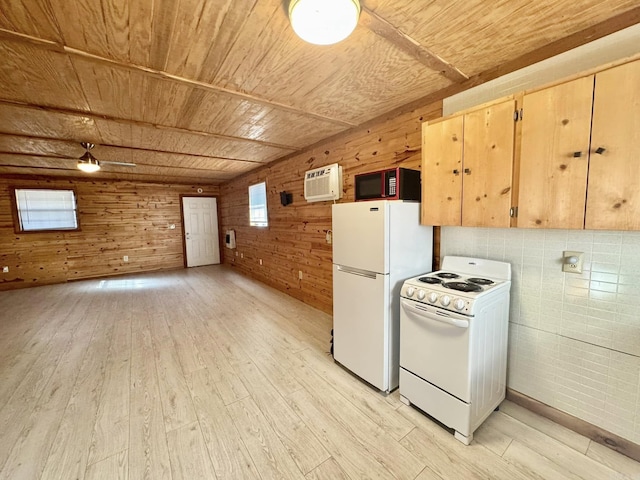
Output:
[{"xmin": 562, "ymin": 250, "xmax": 583, "ymax": 274}]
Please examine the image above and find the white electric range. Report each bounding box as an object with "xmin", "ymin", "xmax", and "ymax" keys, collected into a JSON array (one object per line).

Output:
[{"xmin": 399, "ymin": 256, "xmax": 511, "ymax": 445}]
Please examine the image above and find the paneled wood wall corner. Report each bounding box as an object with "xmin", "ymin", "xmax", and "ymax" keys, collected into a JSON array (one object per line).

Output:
[
  {"xmin": 219, "ymin": 100, "xmax": 444, "ymax": 314},
  {"xmin": 0, "ymin": 176, "xmax": 219, "ymax": 290}
]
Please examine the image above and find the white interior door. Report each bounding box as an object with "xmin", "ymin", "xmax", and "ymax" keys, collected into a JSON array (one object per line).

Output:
[{"xmin": 182, "ymin": 197, "xmax": 220, "ymax": 267}]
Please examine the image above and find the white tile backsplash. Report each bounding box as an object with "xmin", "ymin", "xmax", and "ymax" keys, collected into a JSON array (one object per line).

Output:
[{"xmin": 441, "ymin": 226, "xmax": 640, "ymax": 444}]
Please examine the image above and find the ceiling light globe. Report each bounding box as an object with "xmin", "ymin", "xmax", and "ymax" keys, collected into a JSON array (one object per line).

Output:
[
  {"xmin": 289, "ymin": 0, "xmax": 361, "ymax": 46},
  {"xmin": 77, "ymin": 160, "xmax": 100, "ymax": 173}
]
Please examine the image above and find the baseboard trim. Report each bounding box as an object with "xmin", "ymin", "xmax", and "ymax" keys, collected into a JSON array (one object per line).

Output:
[{"xmin": 506, "ymin": 389, "xmax": 640, "ymax": 463}]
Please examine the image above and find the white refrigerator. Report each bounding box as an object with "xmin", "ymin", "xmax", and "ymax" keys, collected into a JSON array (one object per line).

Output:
[{"xmin": 332, "ymin": 200, "xmax": 433, "ymax": 392}]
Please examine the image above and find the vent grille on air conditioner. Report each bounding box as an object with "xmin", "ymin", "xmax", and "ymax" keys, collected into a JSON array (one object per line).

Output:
[{"xmin": 304, "ymin": 163, "xmax": 343, "ymax": 202}]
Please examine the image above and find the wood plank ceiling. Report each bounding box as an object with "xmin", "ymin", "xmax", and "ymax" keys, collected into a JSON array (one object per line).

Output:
[{"xmin": 0, "ymin": 0, "xmax": 638, "ymax": 184}]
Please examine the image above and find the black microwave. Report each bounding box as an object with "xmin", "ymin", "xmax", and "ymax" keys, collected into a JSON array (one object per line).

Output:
[{"xmin": 354, "ymin": 167, "xmax": 421, "ymax": 201}]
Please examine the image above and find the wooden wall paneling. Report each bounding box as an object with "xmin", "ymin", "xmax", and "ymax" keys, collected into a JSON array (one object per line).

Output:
[
  {"xmin": 0, "ymin": 177, "xmax": 219, "ymax": 290},
  {"xmin": 220, "ymin": 101, "xmax": 443, "ymax": 313}
]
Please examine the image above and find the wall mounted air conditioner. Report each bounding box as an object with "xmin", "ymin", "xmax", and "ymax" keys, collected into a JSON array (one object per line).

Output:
[{"xmin": 304, "ymin": 163, "xmax": 343, "ymax": 202}]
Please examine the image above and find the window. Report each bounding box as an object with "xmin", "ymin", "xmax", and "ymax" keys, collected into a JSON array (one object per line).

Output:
[
  {"xmin": 248, "ymin": 182, "xmax": 268, "ymax": 227},
  {"xmin": 13, "ymin": 188, "xmax": 79, "ymax": 232}
]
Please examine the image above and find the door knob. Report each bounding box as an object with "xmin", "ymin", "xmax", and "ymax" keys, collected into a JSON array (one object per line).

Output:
[
  {"xmin": 573, "ymin": 151, "xmax": 582, "ymax": 158},
  {"xmin": 595, "ymin": 147, "xmax": 606, "ymax": 155},
  {"xmin": 464, "ymin": 168, "xmax": 471, "ymax": 174},
  {"xmin": 452, "ymin": 169, "xmax": 460, "ymax": 175}
]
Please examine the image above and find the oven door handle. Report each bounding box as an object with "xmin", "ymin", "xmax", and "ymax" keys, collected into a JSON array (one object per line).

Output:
[{"xmin": 401, "ymin": 299, "xmax": 469, "ymax": 329}]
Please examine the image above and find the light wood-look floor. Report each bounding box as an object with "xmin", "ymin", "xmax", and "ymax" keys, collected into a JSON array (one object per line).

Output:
[{"xmin": 1, "ymin": 265, "xmax": 639, "ymax": 480}]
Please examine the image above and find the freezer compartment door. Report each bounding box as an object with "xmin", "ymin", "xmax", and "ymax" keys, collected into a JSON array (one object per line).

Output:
[
  {"xmin": 332, "ymin": 201, "xmax": 389, "ymax": 274},
  {"xmin": 333, "ymin": 264, "xmax": 390, "ymax": 391},
  {"xmin": 400, "ymin": 298, "xmax": 471, "ymax": 402}
]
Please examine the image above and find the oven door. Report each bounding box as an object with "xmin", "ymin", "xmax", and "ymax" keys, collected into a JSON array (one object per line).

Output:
[{"xmin": 400, "ymin": 298, "xmax": 471, "ymax": 402}]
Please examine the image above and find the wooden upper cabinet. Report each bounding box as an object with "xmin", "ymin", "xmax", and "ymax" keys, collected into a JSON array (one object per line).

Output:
[
  {"xmin": 421, "ymin": 99, "xmax": 516, "ymax": 227},
  {"xmin": 421, "ymin": 115, "xmax": 463, "ymax": 226},
  {"xmin": 462, "ymin": 100, "xmax": 515, "ymax": 227},
  {"xmin": 586, "ymin": 60, "xmax": 640, "ymax": 230},
  {"xmin": 517, "ymin": 76, "xmax": 594, "ymax": 229}
]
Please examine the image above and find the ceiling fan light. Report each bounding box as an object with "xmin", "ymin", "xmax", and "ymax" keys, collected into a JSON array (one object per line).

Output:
[
  {"xmin": 77, "ymin": 160, "xmax": 100, "ymax": 173},
  {"xmin": 77, "ymin": 150, "xmax": 101, "ymax": 173},
  {"xmin": 289, "ymin": 0, "xmax": 360, "ymax": 46}
]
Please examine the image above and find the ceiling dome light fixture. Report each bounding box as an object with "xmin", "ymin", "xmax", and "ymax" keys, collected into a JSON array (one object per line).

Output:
[
  {"xmin": 289, "ymin": 0, "xmax": 361, "ymax": 46},
  {"xmin": 77, "ymin": 142, "xmax": 101, "ymax": 173}
]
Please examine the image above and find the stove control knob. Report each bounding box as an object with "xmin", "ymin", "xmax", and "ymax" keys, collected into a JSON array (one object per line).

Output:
[
  {"xmin": 453, "ymin": 299, "xmax": 465, "ymax": 311},
  {"xmin": 417, "ymin": 289, "xmax": 426, "ymax": 300},
  {"xmin": 406, "ymin": 287, "xmax": 415, "ymax": 297},
  {"xmin": 440, "ymin": 295, "xmax": 451, "ymax": 307},
  {"xmin": 427, "ymin": 292, "xmax": 438, "ymax": 303}
]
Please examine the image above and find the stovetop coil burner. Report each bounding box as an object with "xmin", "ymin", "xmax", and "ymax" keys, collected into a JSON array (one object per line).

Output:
[
  {"xmin": 467, "ymin": 277, "xmax": 494, "ymax": 286},
  {"xmin": 443, "ymin": 281, "xmax": 483, "ymax": 293},
  {"xmin": 436, "ymin": 272, "xmax": 460, "ymax": 279},
  {"xmin": 418, "ymin": 277, "xmax": 442, "ymax": 284}
]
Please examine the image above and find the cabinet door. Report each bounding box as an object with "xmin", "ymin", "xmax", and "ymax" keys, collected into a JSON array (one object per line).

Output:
[
  {"xmin": 421, "ymin": 116, "xmax": 463, "ymax": 226},
  {"xmin": 462, "ymin": 100, "xmax": 515, "ymax": 227},
  {"xmin": 586, "ymin": 60, "xmax": 640, "ymax": 230},
  {"xmin": 517, "ymin": 76, "xmax": 594, "ymax": 229}
]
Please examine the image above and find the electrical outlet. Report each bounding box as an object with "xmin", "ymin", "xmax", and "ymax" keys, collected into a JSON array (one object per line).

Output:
[
  {"xmin": 326, "ymin": 230, "xmax": 332, "ymax": 245},
  {"xmin": 123, "ymin": 255, "xmax": 129, "ymax": 262},
  {"xmin": 241, "ymin": 253, "xmax": 244, "ymax": 259},
  {"xmin": 562, "ymin": 251, "xmax": 583, "ymax": 274},
  {"xmin": 298, "ymin": 270, "xmax": 303, "ymax": 280},
  {"xmin": 2, "ymin": 266, "xmax": 8, "ymax": 273},
  {"xmin": 259, "ymin": 259, "xmax": 263, "ymax": 265},
  {"xmin": 235, "ymin": 251, "xmax": 238, "ymax": 256}
]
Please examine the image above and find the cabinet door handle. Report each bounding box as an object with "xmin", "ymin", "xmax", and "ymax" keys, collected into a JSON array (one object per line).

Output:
[
  {"xmin": 464, "ymin": 168, "xmax": 471, "ymax": 174},
  {"xmin": 595, "ymin": 147, "xmax": 606, "ymax": 155},
  {"xmin": 573, "ymin": 151, "xmax": 582, "ymax": 158},
  {"xmin": 453, "ymin": 169, "xmax": 460, "ymax": 175}
]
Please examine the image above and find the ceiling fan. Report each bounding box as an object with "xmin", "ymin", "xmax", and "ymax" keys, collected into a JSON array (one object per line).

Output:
[{"xmin": 77, "ymin": 142, "xmax": 136, "ymax": 173}]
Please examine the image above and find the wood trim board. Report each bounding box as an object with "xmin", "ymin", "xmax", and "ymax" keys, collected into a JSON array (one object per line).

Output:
[{"xmin": 507, "ymin": 388, "xmax": 640, "ymax": 463}]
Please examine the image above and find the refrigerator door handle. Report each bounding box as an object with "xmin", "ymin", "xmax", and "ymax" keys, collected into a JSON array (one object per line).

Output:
[{"xmin": 336, "ymin": 265, "xmax": 378, "ymax": 280}]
